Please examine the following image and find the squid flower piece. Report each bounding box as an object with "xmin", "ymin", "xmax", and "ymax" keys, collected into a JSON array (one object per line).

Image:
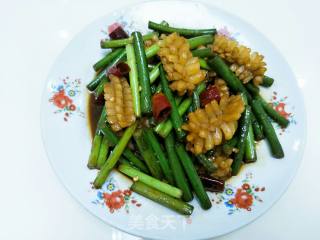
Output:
[
  {"xmin": 214, "ymin": 78, "xmax": 229, "ymax": 98},
  {"xmin": 158, "ymin": 32, "xmax": 206, "ymax": 95},
  {"xmin": 182, "ymin": 95, "xmax": 245, "ymax": 154},
  {"xmin": 104, "ymin": 74, "xmax": 136, "ymax": 131},
  {"xmin": 212, "ymin": 34, "xmax": 266, "ymax": 86}
]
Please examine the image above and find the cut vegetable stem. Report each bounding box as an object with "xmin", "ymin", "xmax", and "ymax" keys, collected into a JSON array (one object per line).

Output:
[
  {"xmin": 155, "ymin": 82, "xmax": 205, "ymax": 137},
  {"xmin": 93, "ymin": 122, "xmax": 137, "ymax": 188},
  {"xmin": 87, "ymin": 108, "xmax": 108, "ymax": 169},
  {"xmin": 96, "ymin": 135, "xmax": 109, "ymax": 169},
  {"xmin": 261, "ymin": 76, "xmax": 274, "ymax": 87},
  {"xmin": 143, "ymin": 129, "xmax": 174, "ymax": 184},
  {"xmin": 131, "ymin": 181, "xmax": 194, "ymax": 215},
  {"xmin": 188, "ymin": 35, "xmax": 214, "ymax": 49},
  {"xmin": 101, "ymin": 32, "xmax": 158, "ymax": 48},
  {"xmin": 93, "ymin": 48, "xmax": 124, "ymax": 72},
  {"xmin": 222, "ymin": 136, "xmax": 239, "ymax": 156},
  {"xmin": 195, "ymin": 154, "xmax": 216, "ymax": 173},
  {"xmin": 231, "ymin": 106, "xmax": 251, "ymax": 175},
  {"xmin": 132, "ymin": 32, "xmax": 152, "ymax": 115},
  {"xmin": 126, "ymin": 44, "xmax": 141, "ymax": 117},
  {"xmin": 93, "ymin": 75, "xmax": 109, "ymax": 98},
  {"xmin": 199, "ymin": 58, "xmax": 211, "ymax": 70},
  {"xmin": 87, "ymin": 134, "xmax": 102, "ymax": 169},
  {"xmin": 176, "ymin": 144, "xmax": 212, "ymax": 210},
  {"xmin": 257, "ymin": 96, "xmax": 289, "ymax": 127},
  {"xmin": 100, "ymin": 123, "xmax": 149, "ymax": 173},
  {"xmin": 159, "ymin": 65, "xmax": 185, "ymax": 139},
  {"xmin": 191, "ymin": 48, "xmax": 214, "ymax": 58},
  {"xmin": 191, "ymin": 82, "xmax": 206, "ymax": 111},
  {"xmin": 208, "ymin": 56, "xmax": 252, "ymax": 102},
  {"xmin": 244, "ymin": 123, "xmax": 257, "ymax": 163},
  {"xmin": 155, "ymin": 98, "xmax": 192, "ymax": 138},
  {"xmin": 145, "ymin": 44, "xmax": 160, "ymax": 58},
  {"xmin": 245, "ymin": 82, "xmax": 260, "ymax": 96},
  {"xmin": 89, "ymin": 44, "xmax": 159, "ymax": 96},
  {"xmin": 133, "ymin": 129, "xmax": 163, "ymax": 179},
  {"xmin": 251, "ymin": 100, "xmax": 284, "ymax": 158},
  {"xmin": 149, "ymin": 63, "xmax": 160, "ymax": 84},
  {"xmin": 251, "ymin": 112, "xmax": 264, "ymax": 140},
  {"xmin": 164, "ymin": 133, "xmax": 193, "ymax": 202},
  {"xmin": 87, "ymin": 48, "xmax": 126, "ymax": 91},
  {"xmin": 119, "ymin": 163, "xmax": 182, "ymax": 198},
  {"xmin": 148, "ymin": 21, "xmax": 216, "ymax": 37}
]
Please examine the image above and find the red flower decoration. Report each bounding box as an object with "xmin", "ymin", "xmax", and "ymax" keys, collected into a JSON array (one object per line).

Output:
[
  {"xmin": 103, "ymin": 190, "xmax": 125, "ymax": 212},
  {"xmin": 51, "ymin": 90, "xmax": 73, "ymax": 109},
  {"xmin": 231, "ymin": 189, "xmax": 253, "ymax": 209},
  {"xmin": 242, "ymin": 183, "xmax": 250, "ymax": 190},
  {"xmin": 274, "ymin": 102, "xmax": 290, "ymax": 119}
]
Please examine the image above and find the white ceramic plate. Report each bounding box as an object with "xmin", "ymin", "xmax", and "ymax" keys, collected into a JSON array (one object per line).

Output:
[{"xmin": 41, "ymin": 1, "xmax": 306, "ymax": 239}]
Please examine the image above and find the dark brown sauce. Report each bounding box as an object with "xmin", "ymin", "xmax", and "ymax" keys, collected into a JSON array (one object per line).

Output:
[{"xmin": 87, "ymin": 94, "xmax": 104, "ymax": 139}]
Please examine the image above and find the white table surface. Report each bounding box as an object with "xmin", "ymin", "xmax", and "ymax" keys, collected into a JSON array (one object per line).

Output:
[{"xmin": 0, "ymin": 0, "xmax": 319, "ymax": 239}]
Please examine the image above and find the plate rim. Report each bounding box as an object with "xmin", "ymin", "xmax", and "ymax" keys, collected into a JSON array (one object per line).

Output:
[{"xmin": 40, "ymin": 1, "xmax": 307, "ymax": 239}]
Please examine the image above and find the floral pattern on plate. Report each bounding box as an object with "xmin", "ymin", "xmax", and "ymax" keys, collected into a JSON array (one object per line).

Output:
[
  {"xmin": 92, "ymin": 177, "xmax": 142, "ymax": 213},
  {"xmin": 212, "ymin": 172, "xmax": 265, "ymax": 215},
  {"xmin": 218, "ymin": 26, "xmax": 240, "ymax": 40},
  {"xmin": 270, "ymin": 92, "xmax": 296, "ymax": 134},
  {"xmin": 49, "ymin": 77, "xmax": 85, "ymax": 121}
]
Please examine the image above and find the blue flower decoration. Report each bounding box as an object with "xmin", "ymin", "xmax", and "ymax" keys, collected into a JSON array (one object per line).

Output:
[
  {"xmin": 225, "ymin": 188, "xmax": 234, "ymax": 196},
  {"xmin": 224, "ymin": 200, "xmax": 234, "ymax": 208},
  {"xmin": 97, "ymin": 191, "xmax": 104, "ymax": 200}
]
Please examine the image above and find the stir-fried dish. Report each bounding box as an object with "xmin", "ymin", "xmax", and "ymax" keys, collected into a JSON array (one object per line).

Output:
[{"xmin": 86, "ymin": 21, "xmax": 289, "ymax": 215}]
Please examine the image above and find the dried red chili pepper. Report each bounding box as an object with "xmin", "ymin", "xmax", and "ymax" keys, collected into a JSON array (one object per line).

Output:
[
  {"xmin": 200, "ymin": 85, "xmax": 221, "ymax": 107},
  {"xmin": 107, "ymin": 62, "xmax": 130, "ymax": 78},
  {"xmin": 152, "ymin": 93, "xmax": 172, "ymax": 122},
  {"xmin": 108, "ymin": 23, "xmax": 129, "ymax": 40},
  {"xmin": 199, "ymin": 175, "xmax": 225, "ymax": 192}
]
